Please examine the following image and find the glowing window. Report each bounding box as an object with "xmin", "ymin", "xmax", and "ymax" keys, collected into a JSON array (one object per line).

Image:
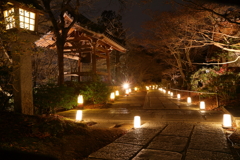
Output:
[
  {"xmin": 19, "ymin": 8, "xmax": 35, "ymax": 31},
  {"xmin": 3, "ymin": 8, "xmax": 15, "ymax": 30}
]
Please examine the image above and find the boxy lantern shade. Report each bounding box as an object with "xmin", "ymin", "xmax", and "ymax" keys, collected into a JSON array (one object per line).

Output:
[
  {"xmin": 78, "ymin": 95, "xmax": 83, "ymax": 105},
  {"xmin": 76, "ymin": 110, "xmax": 82, "ymax": 121},
  {"xmin": 19, "ymin": 8, "xmax": 35, "ymax": 31},
  {"xmin": 110, "ymin": 92, "xmax": 115, "ymax": 101},
  {"xmin": 3, "ymin": 7, "xmax": 36, "ymax": 31},
  {"xmin": 187, "ymin": 97, "xmax": 192, "ymax": 103},
  {"xmin": 223, "ymin": 114, "xmax": 232, "ymax": 128},
  {"xmin": 125, "ymin": 89, "xmax": 129, "ymax": 95},
  {"xmin": 200, "ymin": 101, "xmax": 205, "ymax": 110},
  {"xmin": 134, "ymin": 116, "xmax": 141, "ymax": 128}
]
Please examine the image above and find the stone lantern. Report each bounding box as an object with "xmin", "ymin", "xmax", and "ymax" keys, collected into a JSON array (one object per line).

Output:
[{"xmin": 1, "ymin": 0, "xmax": 42, "ymax": 115}]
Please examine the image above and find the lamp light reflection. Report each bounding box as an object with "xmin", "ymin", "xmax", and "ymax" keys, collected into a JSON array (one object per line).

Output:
[{"xmin": 76, "ymin": 110, "xmax": 82, "ymax": 121}]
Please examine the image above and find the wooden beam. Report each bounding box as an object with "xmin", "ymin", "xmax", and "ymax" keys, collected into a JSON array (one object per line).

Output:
[
  {"xmin": 64, "ymin": 71, "xmax": 78, "ymax": 76},
  {"xmin": 95, "ymin": 53, "xmax": 107, "ymax": 58},
  {"xmin": 96, "ymin": 46, "xmax": 110, "ymax": 53},
  {"xmin": 63, "ymin": 55, "xmax": 79, "ymax": 60},
  {"xmin": 106, "ymin": 51, "xmax": 111, "ymax": 82},
  {"xmin": 80, "ymin": 48, "xmax": 92, "ymax": 52},
  {"xmin": 92, "ymin": 42, "xmax": 97, "ymax": 74}
]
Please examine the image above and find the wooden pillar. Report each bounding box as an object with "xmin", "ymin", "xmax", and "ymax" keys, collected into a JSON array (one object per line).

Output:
[
  {"xmin": 106, "ymin": 50, "xmax": 112, "ymax": 83},
  {"xmin": 78, "ymin": 53, "xmax": 82, "ymax": 82},
  {"xmin": 92, "ymin": 41, "xmax": 97, "ymax": 81}
]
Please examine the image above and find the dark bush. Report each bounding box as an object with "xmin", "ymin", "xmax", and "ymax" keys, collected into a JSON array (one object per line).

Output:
[
  {"xmin": 79, "ymin": 80, "xmax": 112, "ymax": 104},
  {"xmin": 33, "ymin": 84, "xmax": 78, "ymax": 115}
]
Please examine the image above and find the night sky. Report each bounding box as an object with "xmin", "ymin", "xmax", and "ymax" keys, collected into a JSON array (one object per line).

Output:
[{"xmin": 91, "ymin": 0, "xmax": 177, "ymax": 37}]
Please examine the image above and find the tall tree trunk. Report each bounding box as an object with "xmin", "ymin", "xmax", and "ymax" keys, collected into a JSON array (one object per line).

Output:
[
  {"xmin": 57, "ymin": 40, "xmax": 64, "ymax": 85},
  {"xmin": 175, "ymin": 52, "xmax": 187, "ymax": 88}
]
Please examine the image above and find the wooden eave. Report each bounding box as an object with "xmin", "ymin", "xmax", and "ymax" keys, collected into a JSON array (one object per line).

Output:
[
  {"xmin": 35, "ymin": 12, "xmax": 127, "ymax": 53},
  {"xmin": 64, "ymin": 13, "xmax": 126, "ymax": 53}
]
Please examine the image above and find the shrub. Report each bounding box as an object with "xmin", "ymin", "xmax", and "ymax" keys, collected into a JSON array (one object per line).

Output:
[
  {"xmin": 80, "ymin": 80, "xmax": 111, "ymax": 104},
  {"xmin": 191, "ymin": 66, "xmax": 239, "ymax": 105},
  {"xmin": 33, "ymin": 84, "xmax": 78, "ymax": 115}
]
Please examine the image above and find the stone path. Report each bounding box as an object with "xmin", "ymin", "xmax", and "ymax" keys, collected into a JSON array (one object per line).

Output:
[
  {"xmin": 58, "ymin": 90, "xmax": 235, "ymax": 159},
  {"xmin": 88, "ymin": 122, "xmax": 233, "ymax": 160}
]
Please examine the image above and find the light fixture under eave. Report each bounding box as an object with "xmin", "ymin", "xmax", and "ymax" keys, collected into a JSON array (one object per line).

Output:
[
  {"xmin": 134, "ymin": 116, "xmax": 141, "ymax": 128},
  {"xmin": 170, "ymin": 92, "xmax": 173, "ymax": 97},
  {"xmin": 200, "ymin": 101, "xmax": 205, "ymax": 110},
  {"xmin": 76, "ymin": 110, "xmax": 82, "ymax": 121},
  {"xmin": 187, "ymin": 97, "xmax": 192, "ymax": 103},
  {"xmin": 223, "ymin": 114, "xmax": 232, "ymax": 128}
]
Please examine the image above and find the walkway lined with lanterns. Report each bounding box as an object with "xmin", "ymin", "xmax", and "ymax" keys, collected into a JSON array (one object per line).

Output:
[{"xmin": 58, "ymin": 89, "xmax": 235, "ymax": 160}]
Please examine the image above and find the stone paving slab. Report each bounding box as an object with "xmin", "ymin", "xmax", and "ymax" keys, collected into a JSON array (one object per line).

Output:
[
  {"xmin": 185, "ymin": 149, "xmax": 234, "ymax": 160},
  {"xmin": 114, "ymin": 128, "xmax": 164, "ymax": 145},
  {"xmin": 132, "ymin": 149, "xmax": 182, "ymax": 160},
  {"xmin": 88, "ymin": 143, "xmax": 143, "ymax": 160},
  {"xmin": 193, "ymin": 124, "xmax": 224, "ymax": 135},
  {"xmin": 160, "ymin": 123, "xmax": 194, "ymax": 137},
  {"xmin": 189, "ymin": 133, "xmax": 230, "ymax": 153},
  {"xmin": 189, "ymin": 124, "xmax": 231, "ymax": 153},
  {"xmin": 147, "ymin": 135, "xmax": 188, "ymax": 152}
]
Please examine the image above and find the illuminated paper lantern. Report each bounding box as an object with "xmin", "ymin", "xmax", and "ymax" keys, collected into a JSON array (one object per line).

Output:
[
  {"xmin": 177, "ymin": 94, "xmax": 181, "ymax": 100},
  {"xmin": 187, "ymin": 97, "xmax": 192, "ymax": 103},
  {"xmin": 134, "ymin": 87, "xmax": 138, "ymax": 91},
  {"xmin": 223, "ymin": 114, "xmax": 232, "ymax": 128},
  {"xmin": 115, "ymin": 90, "xmax": 119, "ymax": 96},
  {"xmin": 170, "ymin": 92, "xmax": 173, "ymax": 97},
  {"xmin": 129, "ymin": 88, "xmax": 132, "ymax": 93},
  {"xmin": 110, "ymin": 92, "xmax": 115, "ymax": 101},
  {"xmin": 125, "ymin": 89, "xmax": 129, "ymax": 95},
  {"xmin": 76, "ymin": 110, "xmax": 82, "ymax": 121},
  {"xmin": 134, "ymin": 116, "xmax": 141, "ymax": 128},
  {"xmin": 200, "ymin": 101, "xmax": 205, "ymax": 110},
  {"xmin": 77, "ymin": 95, "xmax": 83, "ymax": 108}
]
